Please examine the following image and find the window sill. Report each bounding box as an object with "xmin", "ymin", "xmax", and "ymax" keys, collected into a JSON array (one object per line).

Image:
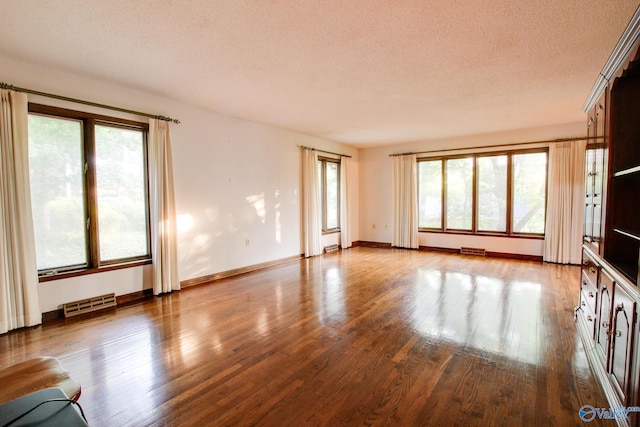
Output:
[
  {"xmin": 418, "ymin": 229, "xmax": 544, "ymax": 240},
  {"xmin": 38, "ymin": 259, "xmax": 152, "ymax": 283},
  {"xmin": 322, "ymin": 229, "xmax": 341, "ymax": 235}
]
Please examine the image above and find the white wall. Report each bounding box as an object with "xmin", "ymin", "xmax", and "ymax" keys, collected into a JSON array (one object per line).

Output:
[
  {"xmin": 1, "ymin": 55, "xmax": 359, "ymax": 313},
  {"xmin": 358, "ymin": 123, "xmax": 585, "ymax": 256}
]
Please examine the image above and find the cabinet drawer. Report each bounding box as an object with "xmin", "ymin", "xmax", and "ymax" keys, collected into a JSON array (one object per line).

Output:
[
  {"xmin": 580, "ymin": 282, "xmax": 598, "ymax": 314},
  {"xmin": 581, "ymin": 271, "xmax": 597, "ymax": 296},
  {"xmin": 578, "ymin": 295, "xmax": 598, "ymax": 340},
  {"xmin": 582, "ymin": 250, "xmax": 600, "ymax": 287}
]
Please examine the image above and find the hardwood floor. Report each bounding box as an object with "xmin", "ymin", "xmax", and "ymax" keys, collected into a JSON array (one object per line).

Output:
[{"xmin": 0, "ymin": 247, "xmax": 610, "ymax": 426}]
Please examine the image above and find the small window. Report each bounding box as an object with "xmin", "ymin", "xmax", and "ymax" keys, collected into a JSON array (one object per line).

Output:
[{"xmin": 317, "ymin": 157, "xmax": 340, "ymax": 232}]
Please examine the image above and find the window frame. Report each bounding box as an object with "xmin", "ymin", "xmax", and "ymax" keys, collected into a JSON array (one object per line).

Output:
[
  {"xmin": 317, "ymin": 156, "xmax": 341, "ymax": 234},
  {"xmin": 417, "ymin": 147, "xmax": 548, "ymax": 239},
  {"xmin": 28, "ymin": 103, "xmax": 152, "ymax": 281}
]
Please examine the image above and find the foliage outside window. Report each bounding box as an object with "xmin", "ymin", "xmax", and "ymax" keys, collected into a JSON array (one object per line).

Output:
[
  {"xmin": 317, "ymin": 157, "xmax": 340, "ymax": 232},
  {"xmin": 418, "ymin": 149, "xmax": 547, "ymax": 236},
  {"xmin": 28, "ymin": 104, "xmax": 151, "ymax": 276}
]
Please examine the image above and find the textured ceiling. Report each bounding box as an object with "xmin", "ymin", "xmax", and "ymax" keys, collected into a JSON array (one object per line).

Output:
[{"xmin": 1, "ymin": 1, "xmax": 638, "ymax": 147}]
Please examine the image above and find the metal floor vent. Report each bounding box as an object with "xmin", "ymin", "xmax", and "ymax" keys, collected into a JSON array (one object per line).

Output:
[
  {"xmin": 460, "ymin": 247, "xmax": 486, "ymax": 256},
  {"xmin": 63, "ymin": 293, "xmax": 117, "ymax": 317},
  {"xmin": 324, "ymin": 244, "xmax": 340, "ymax": 253}
]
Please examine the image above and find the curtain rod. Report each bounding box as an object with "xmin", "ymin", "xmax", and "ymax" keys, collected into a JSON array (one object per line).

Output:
[
  {"xmin": 300, "ymin": 145, "xmax": 352, "ymax": 158},
  {"xmin": 388, "ymin": 136, "xmax": 595, "ymax": 157},
  {"xmin": 1, "ymin": 82, "xmax": 180, "ymax": 124}
]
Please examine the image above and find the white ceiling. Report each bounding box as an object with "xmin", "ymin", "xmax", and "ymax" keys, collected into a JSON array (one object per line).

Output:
[{"xmin": 1, "ymin": 1, "xmax": 638, "ymax": 147}]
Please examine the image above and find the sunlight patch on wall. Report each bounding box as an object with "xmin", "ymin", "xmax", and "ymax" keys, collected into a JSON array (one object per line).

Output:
[
  {"xmin": 275, "ymin": 189, "xmax": 281, "ymax": 244},
  {"xmin": 246, "ymin": 193, "xmax": 266, "ymax": 224},
  {"xmin": 176, "ymin": 214, "xmax": 194, "ymax": 234}
]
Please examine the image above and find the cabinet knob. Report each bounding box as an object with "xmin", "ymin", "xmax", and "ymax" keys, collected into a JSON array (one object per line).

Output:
[
  {"xmin": 587, "ymin": 316, "xmax": 594, "ymax": 322},
  {"xmin": 588, "ymin": 292, "xmax": 594, "ymax": 298},
  {"xmin": 582, "ymin": 281, "xmax": 587, "ymax": 287},
  {"xmin": 589, "ymin": 267, "xmax": 597, "ymax": 274},
  {"xmin": 616, "ymin": 303, "xmax": 625, "ymax": 312},
  {"xmin": 582, "ymin": 302, "xmax": 586, "ymax": 307},
  {"xmin": 615, "ymin": 330, "xmax": 622, "ymax": 337},
  {"xmin": 602, "ymin": 321, "xmax": 609, "ymax": 328}
]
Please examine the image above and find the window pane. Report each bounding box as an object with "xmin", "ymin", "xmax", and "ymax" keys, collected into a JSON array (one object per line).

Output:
[
  {"xmin": 325, "ymin": 162, "xmax": 339, "ymax": 229},
  {"xmin": 512, "ymin": 152, "xmax": 547, "ymax": 234},
  {"xmin": 477, "ymin": 155, "xmax": 507, "ymax": 232},
  {"xmin": 317, "ymin": 161, "xmax": 322, "ymax": 196},
  {"xmin": 28, "ymin": 114, "xmax": 87, "ymax": 271},
  {"xmin": 95, "ymin": 125, "xmax": 148, "ymax": 261},
  {"xmin": 418, "ymin": 160, "xmax": 442, "ymax": 228},
  {"xmin": 446, "ymin": 158, "xmax": 473, "ymax": 230}
]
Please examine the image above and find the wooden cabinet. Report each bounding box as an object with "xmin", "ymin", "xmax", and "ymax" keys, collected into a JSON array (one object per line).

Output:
[{"xmin": 576, "ymin": 11, "xmax": 640, "ymax": 427}]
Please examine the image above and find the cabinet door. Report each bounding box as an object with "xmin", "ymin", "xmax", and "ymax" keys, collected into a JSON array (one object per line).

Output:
[
  {"xmin": 610, "ymin": 284, "xmax": 637, "ymax": 404},
  {"xmin": 597, "ymin": 276, "xmax": 614, "ymax": 367},
  {"xmin": 592, "ymin": 148, "xmax": 605, "ymax": 244},
  {"xmin": 584, "ymin": 146, "xmax": 595, "ymax": 243}
]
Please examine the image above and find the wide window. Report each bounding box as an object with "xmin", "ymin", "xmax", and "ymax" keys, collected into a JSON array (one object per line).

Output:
[
  {"xmin": 28, "ymin": 104, "xmax": 151, "ymax": 276},
  {"xmin": 417, "ymin": 149, "xmax": 547, "ymax": 236},
  {"xmin": 317, "ymin": 157, "xmax": 340, "ymax": 232}
]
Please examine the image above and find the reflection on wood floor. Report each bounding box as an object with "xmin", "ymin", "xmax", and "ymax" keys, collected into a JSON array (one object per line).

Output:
[{"xmin": 0, "ymin": 247, "xmax": 609, "ymax": 426}]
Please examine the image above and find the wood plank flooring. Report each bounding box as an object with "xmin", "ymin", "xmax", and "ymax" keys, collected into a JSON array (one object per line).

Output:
[{"xmin": 0, "ymin": 247, "xmax": 610, "ymax": 426}]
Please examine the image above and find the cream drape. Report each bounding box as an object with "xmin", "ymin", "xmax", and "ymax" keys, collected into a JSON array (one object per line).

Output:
[
  {"xmin": 543, "ymin": 140, "xmax": 586, "ymax": 264},
  {"xmin": 392, "ymin": 154, "xmax": 419, "ymax": 249},
  {"xmin": 302, "ymin": 148, "xmax": 322, "ymax": 257},
  {"xmin": 340, "ymin": 156, "xmax": 352, "ymax": 249},
  {"xmin": 149, "ymin": 119, "xmax": 180, "ymax": 295},
  {"xmin": 0, "ymin": 90, "xmax": 41, "ymax": 334}
]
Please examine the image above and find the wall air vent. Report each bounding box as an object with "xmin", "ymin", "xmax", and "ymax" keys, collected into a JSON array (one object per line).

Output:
[
  {"xmin": 63, "ymin": 293, "xmax": 117, "ymax": 318},
  {"xmin": 324, "ymin": 244, "xmax": 340, "ymax": 253},
  {"xmin": 460, "ymin": 247, "xmax": 486, "ymax": 256}
]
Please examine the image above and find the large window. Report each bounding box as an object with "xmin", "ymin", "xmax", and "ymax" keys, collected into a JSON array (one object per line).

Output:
[
  {"xmin": 317, "ymin": 157, "xmax": 340, "ymax": 232},
  {"xmin": 418, "ymin": 149, "xmax": 547, "ymax": 236},
  {"xmin": 28, "ymin": 104, "xmax": 151, "ymax": 276}
]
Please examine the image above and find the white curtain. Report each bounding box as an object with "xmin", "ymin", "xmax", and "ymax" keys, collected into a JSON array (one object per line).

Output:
[
  {"xmin": 543, "ymin": 140, "xmax": 587, "ymax": 264},
  {"xmin": 392, "ymin": 154, "xmax": 419, "ymax": 249},
  {"xmin": 340, "ymin": 156, "xmax": 352, "ymax": 249},
  {"xmin": 302, "ymin": 148, "xmax": 322, "ymax": 257},
  {"xmin": 0, "ymin": 90, "xmax": 41, "ymax": 334},
  {"xmin": 149, "ymin": 119, "xmax": 179, "ymax": 295}
]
